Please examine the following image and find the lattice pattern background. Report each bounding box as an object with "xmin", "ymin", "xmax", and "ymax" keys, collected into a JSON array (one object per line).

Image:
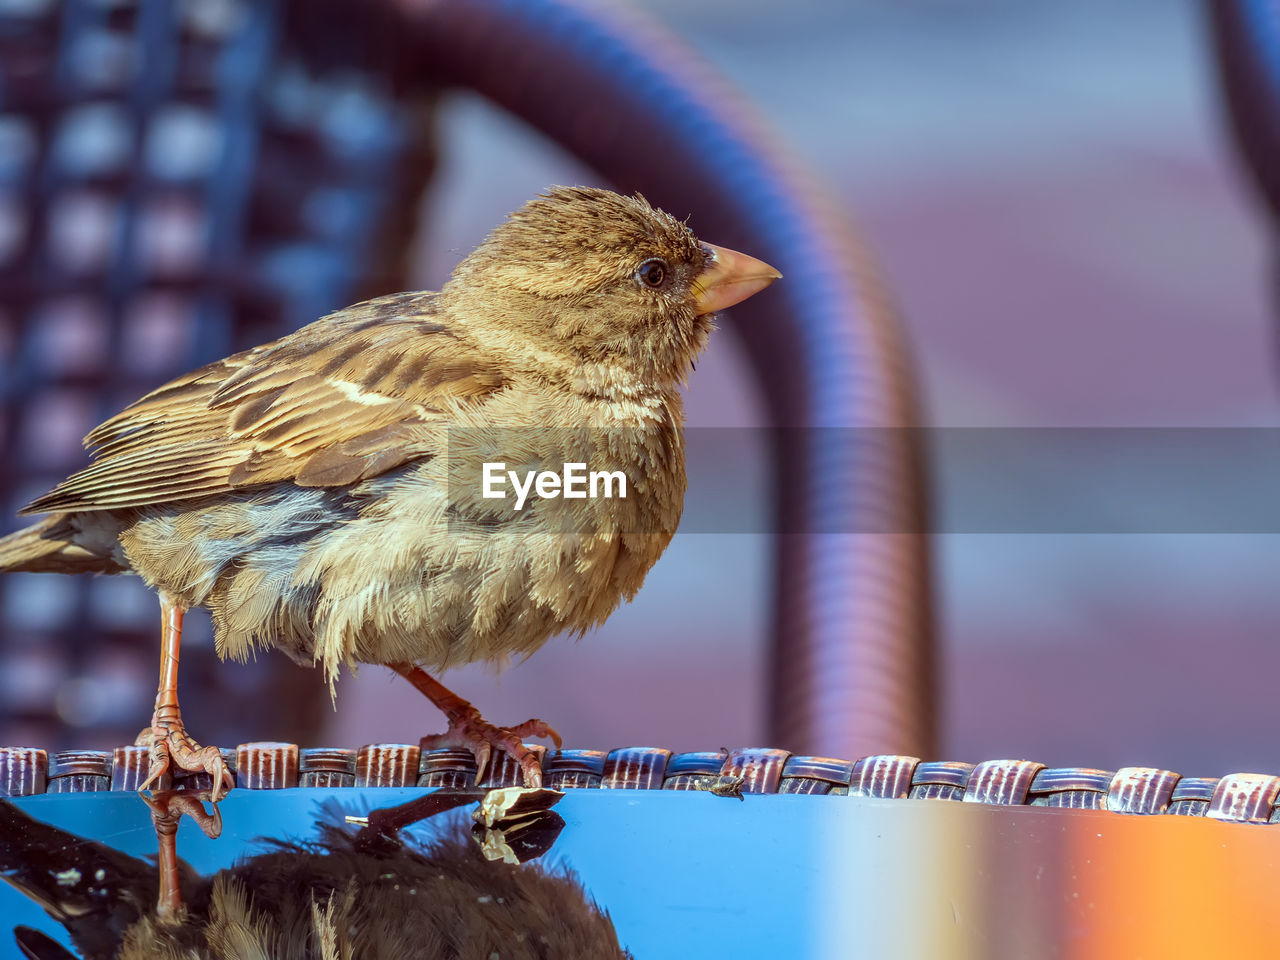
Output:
[{"xmin": 0, "ymin": 0, "xmax": 438, "ymax": 751}]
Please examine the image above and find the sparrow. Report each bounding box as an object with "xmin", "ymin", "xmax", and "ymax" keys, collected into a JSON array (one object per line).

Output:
[
  {"xmin": 0, "ymin": 186, "xmax": 781, "ymax": 796},
  {"xmin": 0, "ymin": 790, "xmax": 631, "ymax": 959}
]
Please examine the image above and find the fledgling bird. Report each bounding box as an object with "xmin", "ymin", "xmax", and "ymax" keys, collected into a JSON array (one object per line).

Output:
[{"xmin": 0, "ymin": 186, "xmax": 781, "ymax": 795}]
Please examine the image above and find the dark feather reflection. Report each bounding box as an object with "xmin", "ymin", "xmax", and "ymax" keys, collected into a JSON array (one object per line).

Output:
[{"xmin": 0, "ymin": 789, "xmax": 631, "ymax": 959}]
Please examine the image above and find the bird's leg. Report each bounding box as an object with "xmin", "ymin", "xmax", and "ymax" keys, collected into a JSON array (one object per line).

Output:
[
  {"xmin": 389, "ymin": 663, "xmax": 561, "ymax": 788},
  {"xmin": 137, "ymin": 596, "xmax": 234, "ymax": 802},
  {"xmin": 349, "ymin": 791, "xmax": 481, "ymax": 856},
  {"xmin": 142, "ymin": 790, "xmax": 222, "ymax": 921}
]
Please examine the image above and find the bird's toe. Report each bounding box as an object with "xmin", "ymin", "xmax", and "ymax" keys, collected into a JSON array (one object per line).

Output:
[
  {"xmin": 137, "ymin": 721, "xmax": 234, "ymax": 802},
  {"xmin": 421, "ymin": 713, "xmax": 556, "ymax": 788}
]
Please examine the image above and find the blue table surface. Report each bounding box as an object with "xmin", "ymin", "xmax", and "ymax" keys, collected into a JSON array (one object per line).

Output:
[{"xmin": 6, "ymin": 788, "xmax": 1280, "ymax": 958}]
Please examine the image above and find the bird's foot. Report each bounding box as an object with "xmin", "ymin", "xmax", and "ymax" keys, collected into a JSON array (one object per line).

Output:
[
  {"xmin": 141, "ymin": 789, "xmax": 224, "ymax": 840},
  {"xmin": 136, "ymin": 718, "xmax": 234, "ymax": 803},
  {"xmin": 421, "ymin": 707, "xmax": 562, "ymax": 788}
]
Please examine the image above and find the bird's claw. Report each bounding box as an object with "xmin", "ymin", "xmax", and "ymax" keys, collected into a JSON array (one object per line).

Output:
[
  {"xmin": 474, "ymin": 741, "xmax": 492, "ymax": 783},
  {"xmin": 141, "ymin": 790, "xmax": 224, "ymax": 839},
  {"xmin": 137, "ymin": 721, "xmax": 234, "ymax": 803},
  {"xmin": 420, "ymin": 709, "xmax": 561, "ymax": 788}
]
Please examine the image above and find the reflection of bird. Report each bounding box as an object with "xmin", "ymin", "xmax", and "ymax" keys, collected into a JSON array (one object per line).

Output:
[
  {"xmin": 0, "ymin": 794, "xmax": 632, "ymax": 959},
  {"xmin": 0, "ymin": 186, "xmax": 781, "ymax": 793}
]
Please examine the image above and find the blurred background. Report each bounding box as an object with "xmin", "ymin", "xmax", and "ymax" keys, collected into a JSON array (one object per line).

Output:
[
  {"xmin": 405, "ymin": 0, "xmax": 1278, "ymax": 775},
  {"xmin": 1, "ymin": 0, "xmax": 1277, "ymax": 778}
]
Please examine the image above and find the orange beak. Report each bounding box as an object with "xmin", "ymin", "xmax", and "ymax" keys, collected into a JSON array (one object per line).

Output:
[{"xmin": 693, "ymin": 243, "xmax": 782, "ymax": 315}]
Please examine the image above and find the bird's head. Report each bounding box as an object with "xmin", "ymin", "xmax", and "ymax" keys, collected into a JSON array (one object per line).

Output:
[{"xmin": 442, "ymin": 186, "xmax": 780, "ymax": 393}]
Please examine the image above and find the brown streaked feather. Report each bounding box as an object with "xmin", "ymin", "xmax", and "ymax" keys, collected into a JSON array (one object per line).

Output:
[
  {"xmin": 292, "ymin": 423, "xmax": 426, "ymax": 487},
  {"xmin": 21, "ymin": 295, "xmax": 508, "ymax": 515}
]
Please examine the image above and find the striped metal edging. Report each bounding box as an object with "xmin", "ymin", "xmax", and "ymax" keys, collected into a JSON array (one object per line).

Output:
[{"xmin": 5, "ymin": 745, "xmax": 1280, "ymax": 825}]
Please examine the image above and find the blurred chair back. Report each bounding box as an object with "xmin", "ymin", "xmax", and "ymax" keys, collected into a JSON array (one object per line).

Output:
[
  {"xmin": 0, "ymin": 0, "xmax": 436, "ymax": 749},
  {"xmin": 1209, "ymin": 0, "xmax": 1280, "ymax": 348},
  {"xmin": 1209, "ymin": 0, "xmax": 1280, "ymax": 225}
]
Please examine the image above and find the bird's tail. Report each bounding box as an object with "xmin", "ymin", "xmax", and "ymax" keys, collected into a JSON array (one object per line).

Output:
[{"xmin": 0, "ymin": 515, "xmax": 123, "ymax": 575}]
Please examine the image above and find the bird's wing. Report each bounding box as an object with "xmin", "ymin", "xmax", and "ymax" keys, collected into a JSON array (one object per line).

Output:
[{"xmin": 22, "ymin": 293, "xmax": 509, "ymax": 514}]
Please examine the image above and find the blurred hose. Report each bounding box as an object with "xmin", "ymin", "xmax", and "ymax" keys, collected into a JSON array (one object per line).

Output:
[
  {"xmin": 1209, "ymin": 0, "xmax": 1280, "ymax": 379},
  {"xmin": 399, "ymin": 0, "xmax": 934, "ymax": 758},
  {"xmin": 1208, "ymin": 0, "xmax": 1280, "ymax": 222}
]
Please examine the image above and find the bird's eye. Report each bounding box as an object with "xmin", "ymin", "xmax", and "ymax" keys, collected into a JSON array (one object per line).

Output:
[{"xmin": 636, "ymin": 258, "xmax": 668, "ymax": 289}]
